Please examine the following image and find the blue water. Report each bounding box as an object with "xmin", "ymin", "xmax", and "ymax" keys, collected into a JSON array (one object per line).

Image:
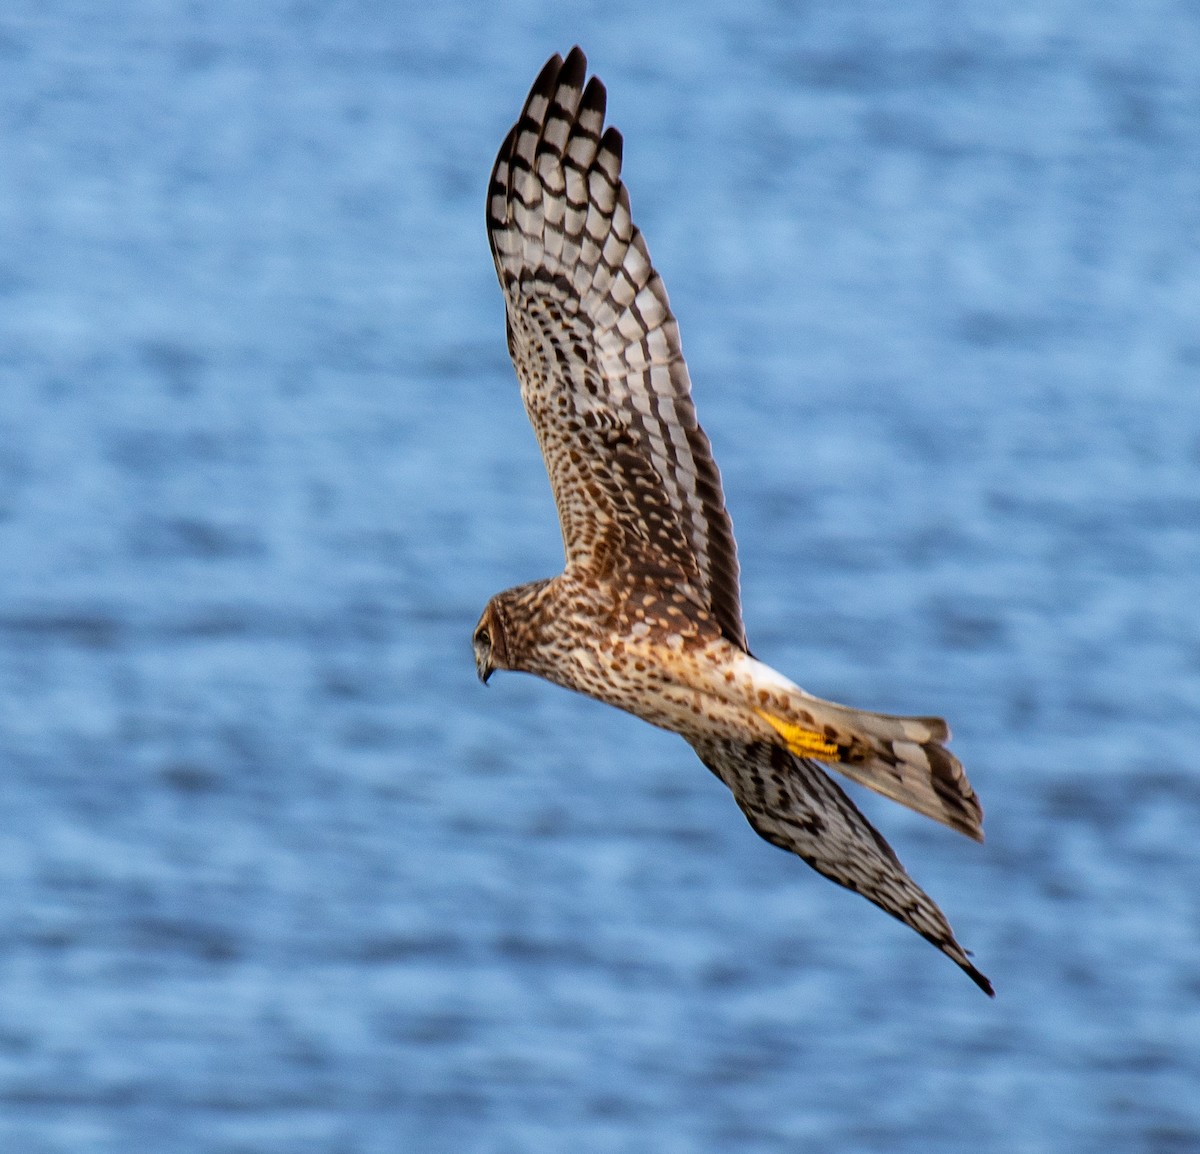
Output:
[{"xmin": 2, "ymin": 2, "xmax": 1199, "ymax": 1151}]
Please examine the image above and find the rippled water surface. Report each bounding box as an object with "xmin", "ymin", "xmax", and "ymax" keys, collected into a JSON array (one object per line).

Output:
[{"xmin": 3, "ymin": 2, "xmax": 1200, "ymax": 1151}]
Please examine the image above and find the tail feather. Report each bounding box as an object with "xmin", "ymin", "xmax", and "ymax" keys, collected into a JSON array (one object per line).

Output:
[
  {"xmin": 692, "ymin": 737, "xmax": 993, "ymax": 996},
  {"xmin": 754, "ymin": 693, "xmax": 983, "ymax": 842}
]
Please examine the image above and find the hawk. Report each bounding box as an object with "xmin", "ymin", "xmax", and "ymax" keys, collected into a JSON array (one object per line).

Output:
[{"xmin": 474, "ymin": 47, "xmax": 992, "ymax": 995}]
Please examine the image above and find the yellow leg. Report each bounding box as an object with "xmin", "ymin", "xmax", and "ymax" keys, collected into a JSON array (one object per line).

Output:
[{"xmin": 753, "ymin": 709, "xmax": 839, "ymax": 760}]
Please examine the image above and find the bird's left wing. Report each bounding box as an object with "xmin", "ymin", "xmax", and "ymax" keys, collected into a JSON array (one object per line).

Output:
[{"xmin": 487, "ymin": 47, "xmax": 745, "ymax": 649}]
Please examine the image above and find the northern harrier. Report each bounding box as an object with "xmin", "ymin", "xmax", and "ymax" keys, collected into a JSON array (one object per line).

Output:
[{"xmin": 474, "ymin": 47, "xmax": 992, "ymax": 995}]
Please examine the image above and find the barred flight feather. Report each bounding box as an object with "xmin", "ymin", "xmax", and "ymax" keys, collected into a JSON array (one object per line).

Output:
[
  {"xmin": 487, "ymin": 47, "xmax": 746, "ymax": 650},
  {"xmin": 693, "ymin": 738, "xmax": 993, "ymax": 995}
]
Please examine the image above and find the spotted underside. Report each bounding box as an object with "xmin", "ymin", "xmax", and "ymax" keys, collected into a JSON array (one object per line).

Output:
[{"xmin": 483, "ymin": 47, "xmax": 991, "ymax": 995}]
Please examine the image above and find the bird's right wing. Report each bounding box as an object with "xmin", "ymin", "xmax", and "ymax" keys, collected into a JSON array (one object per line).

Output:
[{"xmin": 691, "ymin": 737, "xmax": 993, "ymax": 995}]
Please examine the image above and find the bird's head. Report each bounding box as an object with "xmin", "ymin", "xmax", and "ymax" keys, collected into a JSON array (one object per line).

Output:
[{"xmin": 472, "ymin": 598, "xmax": 510, "ymax": 685}]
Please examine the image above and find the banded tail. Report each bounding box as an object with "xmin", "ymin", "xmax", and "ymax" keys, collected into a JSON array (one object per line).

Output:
[
  {"xmin": 730, "ymin": 654, "xmax": 982, "ymax": 841},
  {"xmin": 754, "ymin": 693, "xmax": 983, "ymax": 842}
]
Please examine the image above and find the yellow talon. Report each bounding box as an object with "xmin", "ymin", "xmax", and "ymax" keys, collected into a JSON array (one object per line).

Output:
[{"xmin": 754, "ymin": 709, "xmax": 839, "ymax": 759}]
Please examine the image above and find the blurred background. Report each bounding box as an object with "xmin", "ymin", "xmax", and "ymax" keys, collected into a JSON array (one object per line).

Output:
[{"xmin": 2, "ymin": 2, "xmax": 1199, "ymax": 1151}]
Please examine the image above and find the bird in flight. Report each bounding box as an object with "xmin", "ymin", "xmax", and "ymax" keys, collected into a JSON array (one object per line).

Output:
[{"xmin": 474, "ymin": 47, "xmax": 992, "ymax": 995}]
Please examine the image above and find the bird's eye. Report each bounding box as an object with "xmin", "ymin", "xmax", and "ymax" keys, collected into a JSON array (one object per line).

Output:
[{"xmin": 474, "ymin": 627, "xmax": 491, "ymax": 648}]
